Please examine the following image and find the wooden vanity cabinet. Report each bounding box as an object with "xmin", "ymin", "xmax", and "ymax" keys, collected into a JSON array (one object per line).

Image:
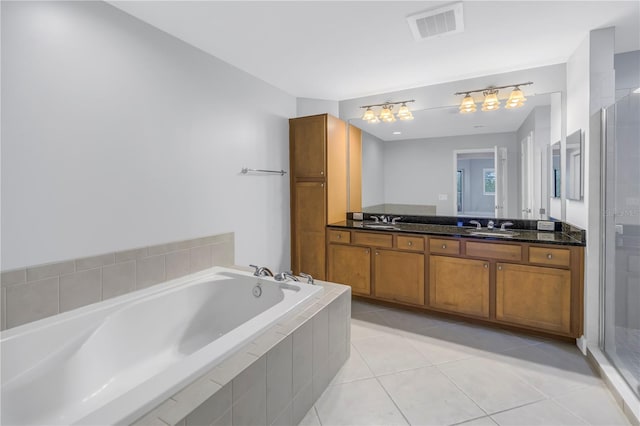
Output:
[
  {"xmin": 328, "ymin": 243, "xmax": 371, "ymax": 296},
  {"xmin": 374, "ymin": 249, "xmax": 425, "ymax": 305},
  {"xmin": 496, "ymin": 263, "xmax": 572, "ymax": 334},
  {"xmin": 429, "ymin": 256, "xmax": 490, "ymax": 318},
  {"xmin": 327, "ymin": 230, "xmax": 425, "ymax": 305},
  {"xmin": 325, "ymin": 228, "xmax": 584, "ymax": 338}
]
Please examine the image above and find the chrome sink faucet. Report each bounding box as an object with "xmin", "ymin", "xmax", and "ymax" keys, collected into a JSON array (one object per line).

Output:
[
  {"xmin": 469, "ymin": 220, "xmax": 482, "ymax": 229},
  {"xmin": 500, "ymin": 222, "xmax": 514, "ymax": 231},
  {"xmin": 391, "ymin": 216, "xmax": 403, "ymax": 224},
  {"xmin": 250, "ymin": 264, "xmax": 274, "ymax": 277},
  {"xmin": 487, "ymin": 220, "xmax": 495, "ymax": 230}
]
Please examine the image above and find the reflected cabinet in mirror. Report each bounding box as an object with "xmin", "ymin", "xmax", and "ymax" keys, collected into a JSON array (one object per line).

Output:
[
  {"xmin": 352, "ymin": 92, "xmax": 561, "ymax": 220},
  {"xmin": 566, "ymin": 129, "xmax": 583, "ymax": 201}
]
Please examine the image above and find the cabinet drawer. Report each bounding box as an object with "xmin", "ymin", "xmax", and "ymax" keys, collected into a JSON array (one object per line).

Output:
[
  {"xmin": 397, "ymin": 235, "xmax": 425, "ymax": 252},
  {"xmin": 466, "ymin": 241, "xmax": 522, "ymax": 261},
  {"xmin": 328, "ymin": 230, "xmax": 351, "ymax": 244},
  {"xmin": 353, "ymin": 232, "xmax": 393, "ymax": 248},
  {"xmin": 529, "ymin": 246, "xmax": 570, "ymax": 267},
  {"xmin": 429, "ymin": 238, "xmax": 460, "ymax": 255}
]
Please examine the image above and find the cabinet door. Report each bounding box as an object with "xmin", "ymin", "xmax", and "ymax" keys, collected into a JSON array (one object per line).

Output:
[
  {"xmin": 291, "ymin": 115, "xmax": 326, "ymax": 178},
  {"xmin": 374, "ymin": 250, "xmax": 425, "ymax": 305},
  {"xmin": 496, "ymin": 263, "xmax": 571, "ymax": 334},
  {"xmin": 429, "ymin": 256, "xmax": 489, "ymax": 318},
  {"xmin": 328, "ymin": 244, "xmax": 371, "ymax": 295},
  {"xmin": 292, "ymin": 181, "xmax": 326, "ymax": 279}
]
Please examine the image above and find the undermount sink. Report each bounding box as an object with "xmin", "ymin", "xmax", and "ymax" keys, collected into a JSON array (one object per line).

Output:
[
  {"xmin": 466, "ymin": 229, "xmax": 520, "ymax": 238},
  {"xmin": 363, "ymin": 223, "xmax": 400, "ymax": 230}
]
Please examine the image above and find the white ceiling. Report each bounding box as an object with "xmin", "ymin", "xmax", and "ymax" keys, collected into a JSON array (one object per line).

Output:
[{"xmin": 111, "ymin": 1, "xmax": 639, "ymax": 101}]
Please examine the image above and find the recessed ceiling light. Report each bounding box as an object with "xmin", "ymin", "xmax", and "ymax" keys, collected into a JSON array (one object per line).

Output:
[{"xmin": 393, "ymin": 131, "xmax": 402, "ymax": 135}]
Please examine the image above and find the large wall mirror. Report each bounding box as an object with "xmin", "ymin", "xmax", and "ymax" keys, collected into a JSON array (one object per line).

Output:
[
  {"xmin": 566, "ymin": 129, "xmax": 583, "ymax": 201},
  {"xmin": 349, "ymin": 92, "xmax": 561, "ymax": 220}
]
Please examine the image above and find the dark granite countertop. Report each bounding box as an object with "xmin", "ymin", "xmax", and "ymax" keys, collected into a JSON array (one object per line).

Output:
[{"xmin": 328, "ymin": 220, "xmax": 586, "ymax": 247}]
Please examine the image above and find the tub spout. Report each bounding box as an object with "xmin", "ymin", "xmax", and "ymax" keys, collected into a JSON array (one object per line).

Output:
[
  {"xmin": 249, "ymin": 264, "xmax": 274, "ymax": 277},
  {"xmin": 275, "ymin": 271, "xmax": 299, "ymax": 282}
]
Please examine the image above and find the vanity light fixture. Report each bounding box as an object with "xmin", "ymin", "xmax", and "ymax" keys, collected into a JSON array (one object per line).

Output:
[
  {"xmin": 360, "ymin": 100, "xmax": 415, "ymax": 123},
  {"xmin": 455, "ymin": 82, "xmax": 533, "ymax": 114}
]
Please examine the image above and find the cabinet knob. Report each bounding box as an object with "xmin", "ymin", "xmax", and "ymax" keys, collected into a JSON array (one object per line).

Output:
[
  {"xmin": 547, "ymin": 253, "xmax": 553, "ymax": 259},
  {"xmin": 365, "ymin": 250, "xmax": 369, "ymax": 254},
  {"xmin": 484, "ymin": 264, "xmax": 489, "ymax": 269},
  {"xmin": 337, "ymin": 234, "xmax": 341, "ymax": 239},
  {"xmin": 442, "ymin": 244, "xmax": 447, "ymax": 249},
  {"xmin": 320, "ymin": 183, "xmax": 324, "ymax": 187},
  {"xmin": 498, "ymin": 265, "xmax": 503, "ymax": 270},
  {"xmin": 408, "ymin": 241, "xmax": 413, "ymax": 246},
  {"xmin": 375, "ymin": 251, "xmax": 379, "ymax": 256},
  {"xmin": 320, "ymin": 171, "xmax": 324, "ymax": 175}
]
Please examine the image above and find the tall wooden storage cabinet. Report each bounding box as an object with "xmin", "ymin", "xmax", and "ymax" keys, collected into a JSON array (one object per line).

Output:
[{"xmin": 290, "ymin": 114, "xmax": 359, "ymax": 279}]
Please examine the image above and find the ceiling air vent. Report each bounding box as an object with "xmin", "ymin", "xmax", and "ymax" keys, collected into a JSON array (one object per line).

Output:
[{"xmin": 407, "ymin": 2, "xmax": 464, "ymax": 41}]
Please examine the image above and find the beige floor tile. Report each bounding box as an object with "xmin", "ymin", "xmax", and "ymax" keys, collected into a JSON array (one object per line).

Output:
[
  {"xmin": 298, "ymin": 407, "xmax": 321, "ymax": 426},
  {"xmin": 352, "ymin": 333, "xmax": 431, "ymax": 376},
  {"xmin": 350, "ymin": 311, "xmax": 395, "ymax": 341},
  {"xmin": 491, "ymin": 342, "xmax": 602, "ymax": 398},
  {"xmin": 455, "ymin": 416, "xmax": 499, "ymax": 426},
  {"xmin": 351, "ymin": 299, "xmax": 388, "ymax": 315},
  {"xmin": 438, "ymin": 356, "xmax": 546, "ymax": 414},
  {"xmin": 491, "ymin": 399, "xmax": 588, "ymax": 425},
  {"xmin": 554, "ymin": 384, "xmax": 631, "ymax": 425},
  {"xmin": 378, "ymin": 366, "xmax": 485, "ymax": 425},
  {"xmin": 314, "ymin": 378, "xmax": 408, "ymax": 426},
  {"xmin": 330, "ymin": 344, "xmax": 375, "ymax": 385},
  {"xmin": 374, "ymin": 308, "xmax": 459, "ymax": 334}
]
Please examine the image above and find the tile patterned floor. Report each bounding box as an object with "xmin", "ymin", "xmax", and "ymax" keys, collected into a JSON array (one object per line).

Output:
[{"xmin": 299, "ymin": 299, "xmax": 631, "ymax": 426}]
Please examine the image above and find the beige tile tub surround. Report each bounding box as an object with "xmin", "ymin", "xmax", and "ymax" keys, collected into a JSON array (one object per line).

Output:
[
  {"xmin": 0, "ymin": 232, "xmax": 235, "ymax": 330},
  {"xmin": 133, "ymin": 283, "xmax": 351, "ymax": 426}
]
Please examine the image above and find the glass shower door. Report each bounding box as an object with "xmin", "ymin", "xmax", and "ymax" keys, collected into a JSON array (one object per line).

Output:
[{"xmin": 602, "ymin": 92, "xmax": 640, "ymax": 397}]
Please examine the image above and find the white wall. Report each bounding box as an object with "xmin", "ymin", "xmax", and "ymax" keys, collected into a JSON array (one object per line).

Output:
[
  {"xmin": 296, "ymin": 98, "xmax": 339, "ymax": 118},
  {"xmin": 1, "ymin": 1, "xmax": 297, "ymax": 271},
  {"xmin": 378, "ymin": 133, "xmax": 518, "ymax": 216}
]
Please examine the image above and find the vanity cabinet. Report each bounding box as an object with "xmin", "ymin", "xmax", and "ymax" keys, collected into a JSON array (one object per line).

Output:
[
  {"xmin": 327, "ymin": 230, "xmax": 425, "ymax": 305},
  {"xmin": 328, "ymin": 243, "xmax": 371, "ymax": 296},
  {"xmin": 429, "ymin": 256, "xmax": 490, "ymax": 318},
  {"xmin": 290, "ymin": 114, "xmax": 363, "ymax": 279},
  {"xmin": 374, "ymin": 249, "xmax": 425, "ymax": 305},
  {"xmin": 496, "ymin": 263, "xmax": 572, "ymax": 334},
  {"xmin": 326, "ymin": 227, "xmax": 584, "ymax": 339}
]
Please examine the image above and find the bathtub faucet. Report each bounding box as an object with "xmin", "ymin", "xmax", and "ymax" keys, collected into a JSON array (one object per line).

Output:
[
  {"xmin": 274, "ymin": 271, "xmax": 300, "ymax": 282},
  {"xmin": 249, "ymin": 264, "xmax": 274, "ymax": 277}
]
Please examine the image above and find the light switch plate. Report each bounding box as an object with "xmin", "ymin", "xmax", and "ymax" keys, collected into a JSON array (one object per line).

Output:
[
  {"xmin": 537, "ymin": 220, "xmax": 555, "ymax": 231},
  {"xmin": 353, "ymin": 212, "xmax": 363, "ymax": 221}
]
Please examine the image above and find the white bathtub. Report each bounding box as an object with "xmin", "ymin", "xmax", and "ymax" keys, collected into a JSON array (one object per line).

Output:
[{"xmin": 1, "ymin": 266, "xmax": 322, "ymax": 425}]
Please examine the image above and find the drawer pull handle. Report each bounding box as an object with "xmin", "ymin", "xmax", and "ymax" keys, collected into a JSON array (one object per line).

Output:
[
  {"xmin": 547, "ymin": 253, "xmax": 553, "ymax": 259},
  {"xmin": 442, "ymin": 244, "xmax": 447, "ymax": 249},
  {"xmin": 408, "ymin": 241, "xmax": 413, "ymax": 246}
]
